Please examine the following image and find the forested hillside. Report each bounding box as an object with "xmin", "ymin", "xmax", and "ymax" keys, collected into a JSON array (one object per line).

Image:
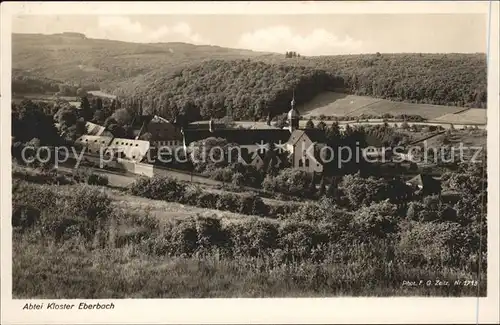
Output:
[
  {"xmin": 13, "ymin": 33, "xmax": 487, "ymax": 122},
  {"xmin": 112, "ymin": 54, "xmax": 487, "ymax": 122}
]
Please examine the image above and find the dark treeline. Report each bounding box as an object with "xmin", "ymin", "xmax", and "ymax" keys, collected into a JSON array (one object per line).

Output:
[{"xmin": 12, "ymin": 72, "xmax": 101, "ymax": 97}]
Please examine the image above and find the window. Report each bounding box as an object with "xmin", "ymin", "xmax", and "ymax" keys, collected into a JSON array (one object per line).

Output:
[
  {"xmin": 136, "ymin": 144, "xmax": 139, "ymax": 147},
  {"xmin": 85, "ymin": 139, "xmax": 88, "ymax": 142},
  {"xmin": 94, "ymin": 140, "xmax": 98, "ymax": 143},
  {"xmin": 305, "ymin": 159, "xmax": 310, "ymax": 167},
  {"xmin": 299, "ymin": 159, "xmax": 303, "ymax": 167}
]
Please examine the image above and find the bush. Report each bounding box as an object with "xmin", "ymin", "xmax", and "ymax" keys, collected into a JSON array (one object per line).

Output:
[
  {"xmin": 228, "ymin": 219, "xmax": 279, "ymax": 257},
  {"xmin": 353, "ymin": 200, "xmax": 399, "ymax": 238},
  {"xmin": 340, "ymin": 173, "xmax": 392, "ymax": 208},
  {"xmin": 277, "ymin": 221, "xmax": 326, "ymax": 261},
  {"xmin": 238, "ymin": 193, "xmax": 267, "ymax": 216},
  {"xmin": 231, "ymin": 172, "xmax": 245, "ymax": 187},
  {"xmin": 215, "ymin": 193, "xmax": 240, "ymax": 212},
  {"xmin": 406, "ymin": 196, "xmax": 457, "ymax": 222},
  {"xmin": 398, "ymin": 221, "xmax": 469, "ymax": 267},
  {"xmin": 12, "ymin": 205, "xmax": 40, "ymax": 231},
  {"xmin": 195, "ymin": 192, "xmax": 218, "ymax": 209},
  {"xmin": 130, "ymin": 176, "xmax": 186, "ymax": 201},
  {"xmin": 195, "ymin": 215, "xmax": 230, "ymax": 252},
  {"xmin": 262, "ymin": 168, "xmax": 313, "ymax": 197},
  {"xmin": 86, "ymin": 173, "xmax": 109, "ymax": 186}
]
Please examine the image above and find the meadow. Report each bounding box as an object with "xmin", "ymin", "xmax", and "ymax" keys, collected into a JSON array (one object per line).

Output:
[{"xmin": 298, "ymin": 92, "xmax": 468, "ymax": 120}]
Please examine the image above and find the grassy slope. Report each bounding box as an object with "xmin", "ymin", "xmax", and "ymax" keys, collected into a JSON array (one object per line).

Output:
[
  {"xmin": 299, "ymin": 92, "xmax": 471, "ymax": 120},
  {"xmin": 433, "ymin": 109, "xmax": 487, "ymax": 124},
  {"xmin": 12, "ymin": 33, "xmax": 274, "ymax": 87},
  {"xmin": 12, "ymin": 180, "xmax": 484, "ymax": 298}
]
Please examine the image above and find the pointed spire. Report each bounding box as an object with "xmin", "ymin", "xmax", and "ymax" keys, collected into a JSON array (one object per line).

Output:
[{"xmin": 291, "ymin": 89, "xmax": 296, "ymax": 109}]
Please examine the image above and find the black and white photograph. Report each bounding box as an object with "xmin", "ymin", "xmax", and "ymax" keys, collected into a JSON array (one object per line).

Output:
[{"xmin": 1, "ymin": 1, "xmax": 499, "ymax": 324}]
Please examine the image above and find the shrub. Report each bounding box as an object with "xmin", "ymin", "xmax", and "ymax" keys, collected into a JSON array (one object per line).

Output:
[
  {"xmin": 406, "ymin": 196, "xmax": 457, "ymax": 222},
  {"xmin": 163, "ymin": 218, "xmax": 198, "ymax": 256},
  {"xmin": 130, "ymin": 176, "xmax": 186, "ymax": 201},
  {"xmin": 228, "ymin": 219, "xmax": 279, "ymax": 257},
  {"xmin": 206, "ymin": 166, "xmax": 233, "ymax": 182},
  {"xmin": 353, "ymin": 200, "xmax": 399, "ymax": 238},
  {"xmin": 215, "ymin": 192, "xmax": 240, "ymax": 212},
  {"xmin": 398, "ymin": 221, "xmax": 469, "ymax": 267},
  {"xmin": 195, "ymin": 215, "xmax": 230, "ymax": 252},
  {"xmin": 268, "ymin": 202, "xmax": 302, "ymax": 219},
  {"xmin": 231, "ymin": 172, "xmax": 245, "ymax": 187},
  {"xmin": 238, "ymin": 193, "xmax": 267, "ymax": 216},
  {"xmin": 12, "ymin": 205, "xmax": 40, "ymax": 231},
  {"xmin": 12, "ymin": 181, "xmax": 57, "ymax": 212},
  {"xmin": 277, "ymin": 221, "xmax": 326, "ymax": 261},
  {"xmin": 86, "ymin": 173, "xmax": 109, "ymax": 186},
  {"xmin": 262, "ymin": 168, "xmax": 313, "ymax": 197},
  {"xmin": 340, "ymin": 173, "xmax": 392, "ymax": 208},
  {"xmin": 196, "ymin": 192, "xmax": 218, "ymax": 209}
]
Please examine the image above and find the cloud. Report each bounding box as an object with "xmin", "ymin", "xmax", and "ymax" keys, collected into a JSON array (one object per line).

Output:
[
  {"xmin": 236, "ymin": 25, "xmax": 363, "ymax": 55},
  {"xmin": 89, "ymin": 16, "xmax": 209, "ymax": 44}
]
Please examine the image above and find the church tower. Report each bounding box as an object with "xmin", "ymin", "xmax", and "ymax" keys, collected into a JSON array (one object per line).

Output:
[{"xmin": 287, "ymin": 90, "xmax": 300, "ymax": 133}]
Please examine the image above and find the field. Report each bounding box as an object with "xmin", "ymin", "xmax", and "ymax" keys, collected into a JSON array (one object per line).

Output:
[
  {"xmin": 12, "ymin": 33, "xmax": 274, "ymax": 87},
  {"xmin": 299, "ymin": 92, "xmax": 471, "ymax": 120},
  {"xmin": 422, "ymin": 129, "xmax": 487, "ymax": 151}
]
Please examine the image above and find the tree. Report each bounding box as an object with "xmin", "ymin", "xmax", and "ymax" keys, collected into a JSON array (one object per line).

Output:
[
  {"xmin": 326, "ymin": 121, "xmax": 341, "ymax": 142},
  {"xmin": 58, "ymin": 84, "xmax": 70, "ymax": 96},
  {"xmin": 340, "ymin": 172, "xmax": 393, "ymax": 208},
  {"xmin": 189, "ymin": 137, "xmax": 232, "ymax": 173},
  {"xmin": 232, "ymin": 172, "xmax": 245, "ymax": 188},
  {"xmin": 305, "ymin": 119, "xmax": 315, "ymax": 129},
  {"xmin": 12, "ymin": 100, "xmax": 60, "ymax": 145},
  {"xmin": 318, "ymin": 176, "xmax": 326, "ymax": 197},
  {"xmin": 354, "ymin": 200, "xmax": 399, "ymax": 238},
  {"xmin": 76, "ymin": 88, "xmax": 88, "ymax": 97},
  {"xmin": 92, "ymin": 110, "xmax": 105, "ymax": 124},
  {"xmin": 262, "ymin": 168, "xmax": 313, "ymax": 197},
  {"xmin": 107, "ymin": 124, "xmax": 127, "ymax": 138},
  {"xmin": 80, "ymin": 96, "xmax": 93, "ymax": 121},
  {"xmin": 316, "ymin": 121, "xmax": 327, "ymax": 131}
]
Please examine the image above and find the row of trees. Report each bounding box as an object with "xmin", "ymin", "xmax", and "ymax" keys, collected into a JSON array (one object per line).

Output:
[
  {"xmin": 285, "ymin": 51, "xmax": 301, "ymax": 58},
  {"xmin": 12, "ymin": 72, "xmax": 100, "ymax": 97}
]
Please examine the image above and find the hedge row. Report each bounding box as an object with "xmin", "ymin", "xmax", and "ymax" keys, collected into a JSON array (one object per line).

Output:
[
  {"xmin": 129, "ymin": 176, "xmax": 300, "ymax": 218},
  {"xmin": 12, "ymin": 181, "xmax": 483, "ymax": 270}
]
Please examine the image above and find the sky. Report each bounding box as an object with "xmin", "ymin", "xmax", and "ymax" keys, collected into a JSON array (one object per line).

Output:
[{"xmin": 12, "ymin": 14, "xmax": 487, "ymax": 55}]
